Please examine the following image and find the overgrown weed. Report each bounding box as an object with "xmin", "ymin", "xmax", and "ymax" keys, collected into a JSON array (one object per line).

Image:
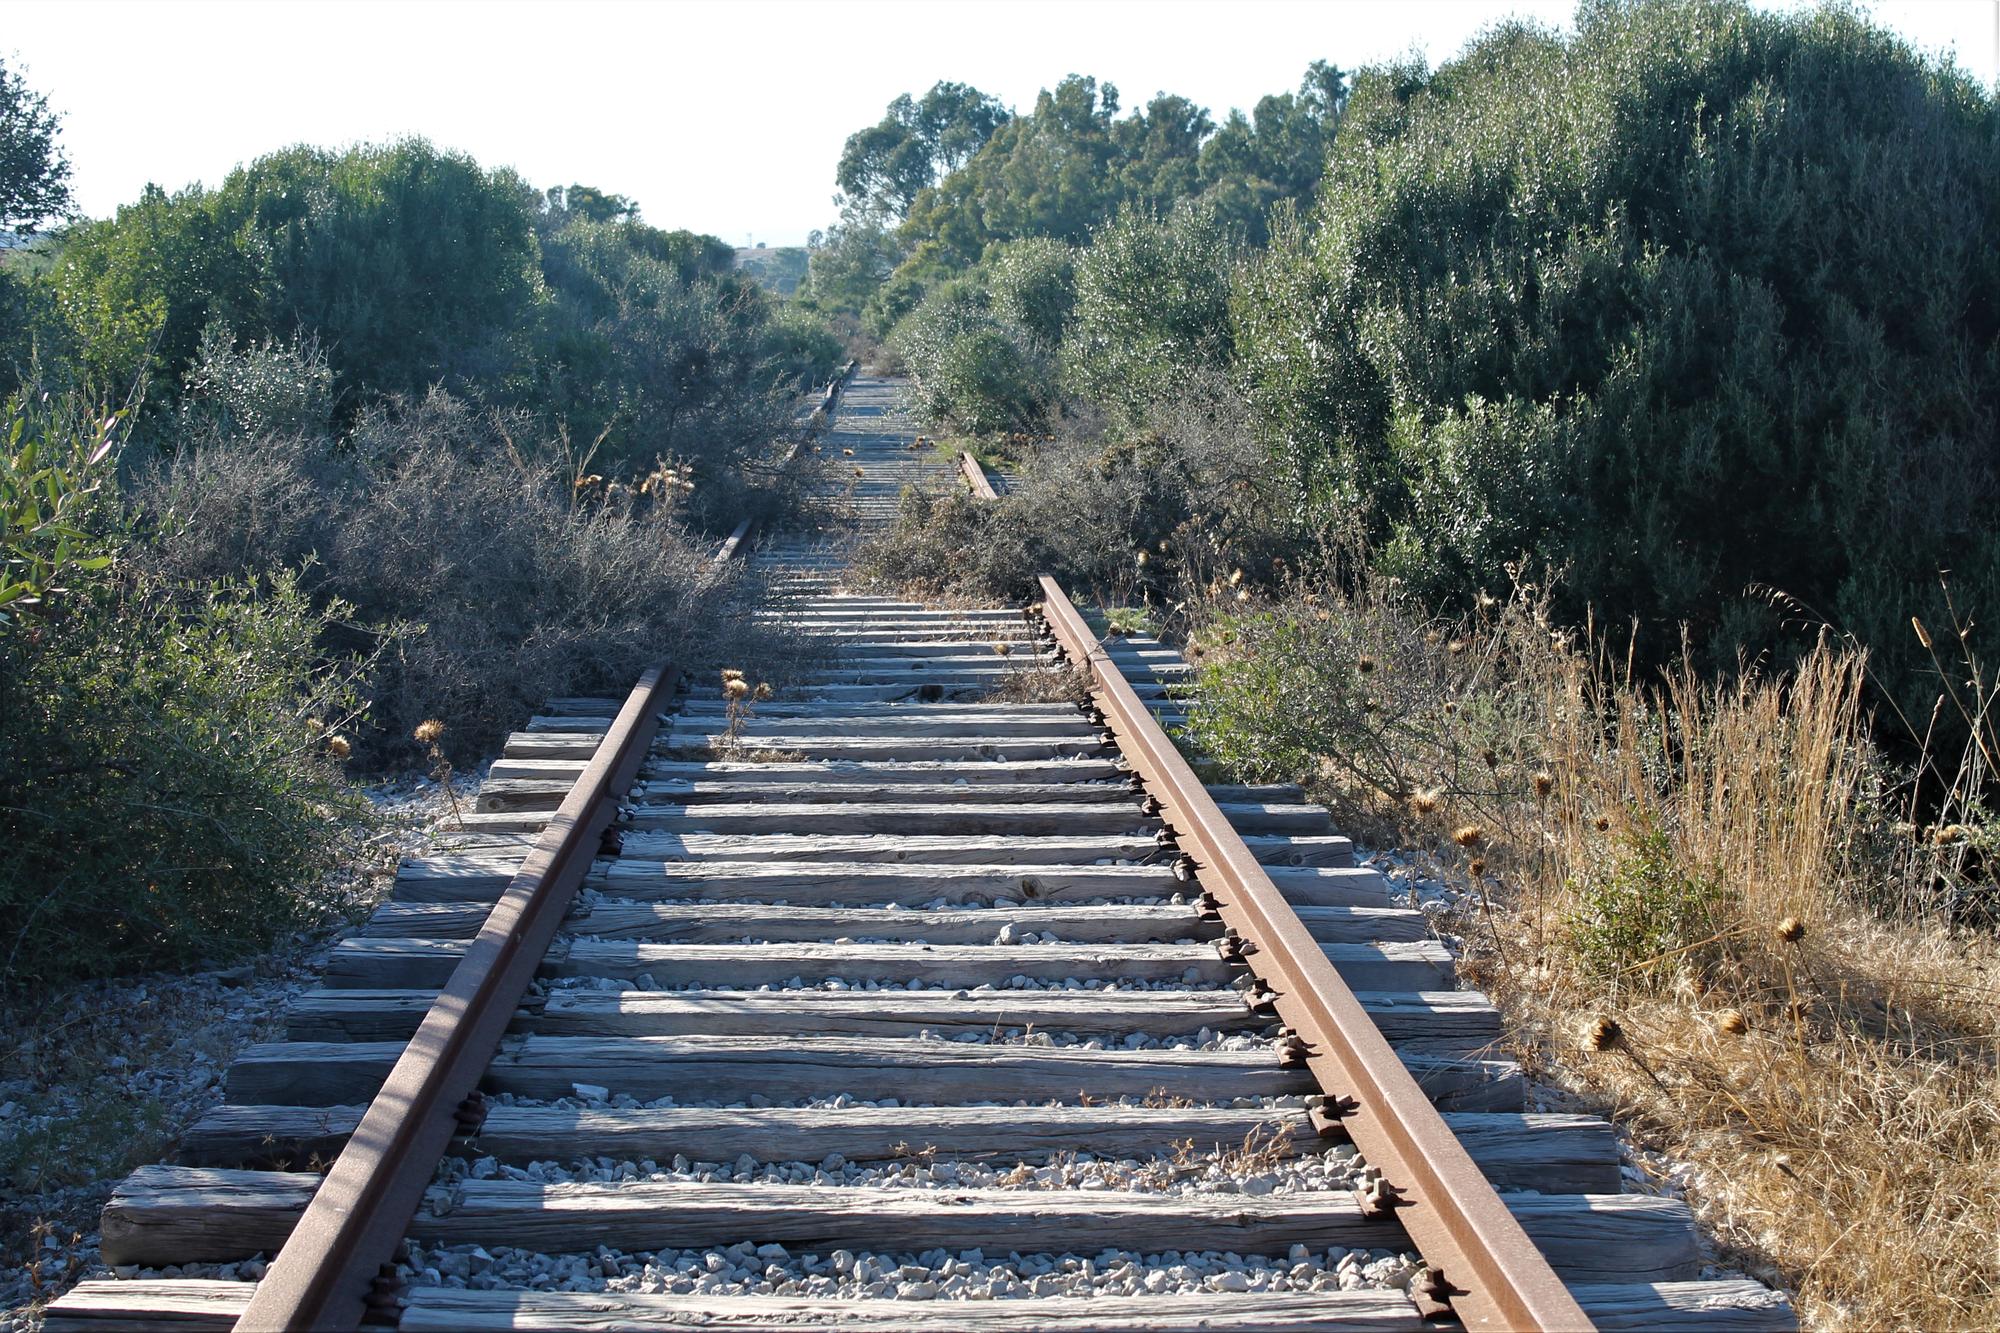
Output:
[{"xmin": 1189, "ymin": 574, "xmax": 2000, "ymax": 1329}]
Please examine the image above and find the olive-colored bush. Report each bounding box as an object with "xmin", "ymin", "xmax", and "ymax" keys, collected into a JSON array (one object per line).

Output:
[{"xmin": 1233, "ymin": 0, "xmax": 2000, "ymax": 718}]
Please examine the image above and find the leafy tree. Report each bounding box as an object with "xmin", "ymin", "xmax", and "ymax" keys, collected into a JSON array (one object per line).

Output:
[
  {"xmin": 836, "ymin": 82, "xmax": 1010, "ymax": 219},
  {"xmin": 0, "ymin": 57, "xmax": 72, "ymax": 234},
  {"xmin": 902, "ymin": 75, "xmax": 1124, "ymax": 264},
  {"xmin": 1064, "ymin": 202, "xmax": 1235, "ymax": 426},
  {"xmin": 49, "ymin": 140, "xmax": 542, "ymax": 405},
  {"xmin": 1196, "ymin": 61, "xmax": 1346, "ymax": 242},
  {"xmin": 800, "ymin": 217, "xmax": 900, "ymax": 316},
  {"xmin": 882, "ymin": 65, "xmax": 1341, "ymax": 313},
  {"xmin": 987, "ymin": 237, "xmax": 1077, "ymax": 349},
  {"xmin": 560, "ymin": 183, "xmax": 640, "ymax": 223},
  {"xmin": 1234, "ymin": 0, "xmax": 2000, "ymax": 721}
]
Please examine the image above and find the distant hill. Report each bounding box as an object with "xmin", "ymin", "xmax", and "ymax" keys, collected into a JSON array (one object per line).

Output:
[{"xmin": 734, "ymin": 245, "xmax": 808, "ymax": 296}]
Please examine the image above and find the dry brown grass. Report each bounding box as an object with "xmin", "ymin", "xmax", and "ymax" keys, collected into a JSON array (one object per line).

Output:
[
  {"xmin": 1191, "ymin": 581, "xmax": 2000, "ymax": 1328},
  {"xmin": 980, "ymin": 655, "xmax": 1093, "ymax": 706},
  {"xmin": 1443, "ymin": 639, "xmax": 2000, "ymax": 1329}
]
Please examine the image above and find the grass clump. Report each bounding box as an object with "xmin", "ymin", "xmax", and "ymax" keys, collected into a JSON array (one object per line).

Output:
[{"xmin": 1188, "ymin": 578, "xmax": 2000, "ymax": 1329}]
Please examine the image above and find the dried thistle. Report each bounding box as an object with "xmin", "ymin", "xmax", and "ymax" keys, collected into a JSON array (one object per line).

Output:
[
  {"xmin": 326, "ymin": 734, "xmax": 351, "ymax": 759},
  {"xmin": 1410, "ymin": 789, "xmax": 1442, "ymax": 815},
  {"xmin": 1452, "ymin": 824, "xmax": 1485, "ymax": 848},
  {"xmin": 1775, "ymin": 916, "xmax": 1805, "ymax": 944},
  {"xmin": 414, "ymin": 719, "xmax": 463, "ymax": 826},
  {"xmin": 1716, "ymin": 1009, "xmax": 1749, "ymax": 1036},
  {"xmin": 1532, "ymin": 770, "xmax": 1554, "ymax": 799},
  {"xmin": 1587, "ymin": 1016, "xmax": 1622, "ymax": 1051}
]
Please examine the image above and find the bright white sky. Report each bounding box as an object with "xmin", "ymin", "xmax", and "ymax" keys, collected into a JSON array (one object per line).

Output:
[{"xmin": 3, "ymin": 0, "xmax": 1992, "ymax": 246}]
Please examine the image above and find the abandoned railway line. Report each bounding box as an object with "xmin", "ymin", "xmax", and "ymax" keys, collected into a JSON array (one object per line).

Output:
[{"xmin": 47, "ymin": 376, "xmax": 1793, "ymax": 1331}]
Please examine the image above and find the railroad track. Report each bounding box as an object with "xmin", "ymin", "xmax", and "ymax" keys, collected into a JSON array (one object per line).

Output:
[{"xmin": 48, "ymin": 375, "xmax": 1794, "ymax": 1331}]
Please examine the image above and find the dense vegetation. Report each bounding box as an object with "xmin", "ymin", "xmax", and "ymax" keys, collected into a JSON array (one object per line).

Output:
[
  {"xmin": 802, "ymin": 63, "xmax": 1344, "ymax": 337},
  {"xmin": 858, "ymin": 1, "xmax": 1999, "ymax": 736},
  {"xmin": 1, "ymin": 75, "xmax": 842, "ymax": 988}
]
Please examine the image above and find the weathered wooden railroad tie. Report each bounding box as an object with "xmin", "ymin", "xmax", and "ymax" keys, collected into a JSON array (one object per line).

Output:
[{"xmin": 50, "ymin": 377, "xmax": 1792, "ymax": 1331}]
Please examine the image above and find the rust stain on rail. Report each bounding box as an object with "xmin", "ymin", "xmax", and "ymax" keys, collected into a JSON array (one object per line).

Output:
[
  {"xmin": 233, "ymin": 664, "xmax": 679, "ymax": 1332},
  {"xmin": 1033, "ymin": 579, "xmax": 1591, "ymax": 1331}
]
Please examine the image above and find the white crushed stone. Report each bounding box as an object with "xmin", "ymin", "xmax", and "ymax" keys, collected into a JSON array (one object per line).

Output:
[
  {"xmin": 389, "ymin": 1240, "xmax": 1427, "ymax": 1300},
  {"xmin": 485, "ymin": 1090, "xmax": 1314, "ymax": 1113}
]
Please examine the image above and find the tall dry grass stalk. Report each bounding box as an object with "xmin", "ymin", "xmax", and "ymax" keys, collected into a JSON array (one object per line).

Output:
[
  {"xmin": 1469, "ymin": 637, "xmax": 2000, "ymax": 1330},
  {"xmin": 1189, "ymin": 579, "xmax": 2000, "ymax": 1328}
]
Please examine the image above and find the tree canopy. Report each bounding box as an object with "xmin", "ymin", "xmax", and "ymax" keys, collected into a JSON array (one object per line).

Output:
[
  {"xmin": 0, "ymin": 57, "xmax": 72, "ymax": 234},
  {"xmin": 807, "ymin": 63, "xmax": 1346, "ymax": 331},
  {"xmin": 1233, "ymin": 0, "xmax": 2000, "ymax": 715},
  {"xmin": 835, "ymin": 81, "xmax": 1011, "ymax": 219}
]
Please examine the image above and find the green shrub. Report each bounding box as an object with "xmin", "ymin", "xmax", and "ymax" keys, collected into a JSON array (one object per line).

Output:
[
  {"xmin": 1233, "ymin": 0, "xmax": 2000, "ymax": 723},
  {"xmin": 890, "ymin": 280, "xmax": 1055, "ymax": 435},
  {"xmin": 0, "ymin": 568, "xmax": 369, "ymax": 991},
  {"xmin": 50, "ymin": 139, "xmax": 541, "ymax": 405},
  {"xmin": 1181, "ymin": 584, "xmax": 1544, "ymax": 812},
  {"xmin": 986, "ymin": 237, "xmax": 1077, "ymax": 349},
  {"xmin": 2, "ymin": 394, "xmax": 118, "ymax": 626},
  {"xmin": 1062, "ymin": 203, "xmax": 1234, "ymax": 428},
  {"xmin": 177, "ymin": 323, "xmax": 334, "ymax": 440},
  {"xmin": 1564, "ymin": 823, "xmax": 1728, "ymax": 984},
  {"xmin": 528, "ymin": 216, "xmax": 806, "ymax": 492}
]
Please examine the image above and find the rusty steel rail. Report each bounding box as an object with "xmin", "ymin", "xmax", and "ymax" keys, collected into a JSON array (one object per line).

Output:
[
  {"xmin": 716, "ymin": 363, "xmax": 860, "ymax": 565},
  {"xmin": 957, "ymin": 449, "xmax": 998, "ymax": 500},
  {"xmin": 1033, "ymin": 577, "xmax": 1591, "ymax": 1332},
  {"xmin": 235, "ymin": 664, "xmax": 679, "ymax": 1332}
]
